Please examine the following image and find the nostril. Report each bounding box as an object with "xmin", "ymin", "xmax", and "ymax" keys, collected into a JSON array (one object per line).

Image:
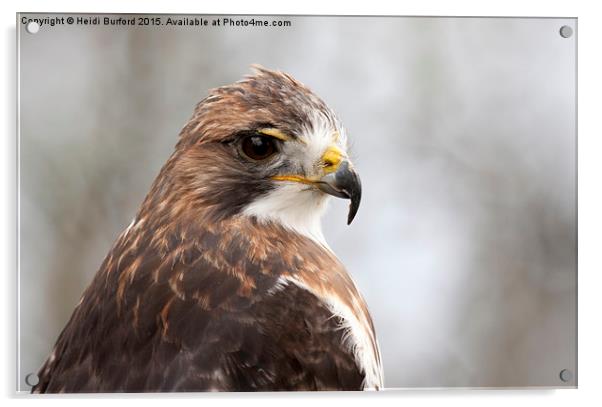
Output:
[{"xmin": 321, "ymin": 146, "xmax": 344, "ymax": 172}]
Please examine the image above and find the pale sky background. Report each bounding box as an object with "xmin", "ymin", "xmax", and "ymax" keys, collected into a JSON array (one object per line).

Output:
[{"xmin": 18, "ymin": 15, "xmax": 576, "ymax": 391}]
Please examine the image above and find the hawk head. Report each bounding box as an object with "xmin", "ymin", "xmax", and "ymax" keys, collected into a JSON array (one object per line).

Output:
[{"xmin": 157, "ymin": 66, "xmax": 361, "ymax": 245}]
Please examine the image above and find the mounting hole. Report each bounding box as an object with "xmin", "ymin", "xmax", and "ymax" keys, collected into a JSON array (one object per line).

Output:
[
  {"xmin": 559, "ymin": 25, "xmax": 573, "ymax": 38},
  {"xmin": 559, "ymin": 369, "xmax": 573, "ymax": 382},
  {"xmin": 25, "ymin": 373, "xmax": 39, "ymax": 387},
  {"xmin": 26, "ymin": 21, "xmax": 40, "ymax": 34}
]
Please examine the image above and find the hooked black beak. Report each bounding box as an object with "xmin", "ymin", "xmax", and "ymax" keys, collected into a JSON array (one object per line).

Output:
[{"xmin": 316, "ymin": 160, "xmax": 362, "ymax": 225}]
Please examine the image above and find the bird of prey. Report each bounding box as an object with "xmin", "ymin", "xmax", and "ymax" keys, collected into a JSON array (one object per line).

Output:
[{"xmin": 33, "ymin": 66, "xmax": 383, "ymax": 392}]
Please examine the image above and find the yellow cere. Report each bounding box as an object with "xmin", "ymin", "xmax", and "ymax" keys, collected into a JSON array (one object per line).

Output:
[{"xmin": 321, "ymin": 145, "xmax": 344, "ymax": 174}]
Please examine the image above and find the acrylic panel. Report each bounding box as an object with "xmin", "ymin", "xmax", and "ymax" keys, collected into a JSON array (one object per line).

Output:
[{"xmin": 17, "ymin": 14, "xmax": 577, "ymax": 392}]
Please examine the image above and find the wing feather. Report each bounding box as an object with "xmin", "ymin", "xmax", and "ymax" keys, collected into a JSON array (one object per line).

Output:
[{"xmin": 33, "ymin": 222, "xmax": 364, "ymax": 392}]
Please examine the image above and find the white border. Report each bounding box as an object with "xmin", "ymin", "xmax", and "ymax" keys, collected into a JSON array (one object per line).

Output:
[
  {"xmin": 15, "ymin": 10, "xmax": 21, "ymax": 396},
  {"xmin": 3, "ymin": 1, "xmax": 601, "ymax": 406}
]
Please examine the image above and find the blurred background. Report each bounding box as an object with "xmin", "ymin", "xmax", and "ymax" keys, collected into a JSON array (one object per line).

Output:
[{"xmin": 18, "ymin": 15, "xmax": 576, "ymax": 390}]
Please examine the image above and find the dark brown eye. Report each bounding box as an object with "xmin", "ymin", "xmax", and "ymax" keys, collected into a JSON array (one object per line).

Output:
[{"xmin": 241, "ymin": 135, "xmax": 277, "ymax": 161}]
